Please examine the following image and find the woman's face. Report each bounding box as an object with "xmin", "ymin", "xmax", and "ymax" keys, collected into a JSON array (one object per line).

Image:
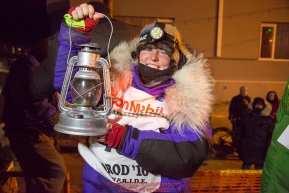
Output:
[
  {"xmin": 268, "ymin": 92, "xmax": 275, "ymax": 101},
  {"xmin": 139, "ymin": 48, "xmax": 171, "ymax": 70}
]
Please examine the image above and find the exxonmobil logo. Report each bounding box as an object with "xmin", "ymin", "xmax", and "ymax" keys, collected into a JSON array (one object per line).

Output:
[{"xmin": 113, "ymin": 98, "xmax": 164, "ymax": 114}]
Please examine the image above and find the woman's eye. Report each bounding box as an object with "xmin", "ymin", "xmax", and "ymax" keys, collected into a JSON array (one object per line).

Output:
[{"xmin": 159, "ymin": 50, "xmax": 168, "ymax": 55}]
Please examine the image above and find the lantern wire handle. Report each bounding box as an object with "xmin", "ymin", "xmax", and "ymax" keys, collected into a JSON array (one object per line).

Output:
[{"xmin": 67, "ymin": 12, "xmax": 113, "ymax": 68}]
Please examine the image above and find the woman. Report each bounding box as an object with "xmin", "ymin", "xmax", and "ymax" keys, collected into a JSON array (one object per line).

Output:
[
  {"xmin": 55, "ymin": 3, "xmax": 214, "ymax": 192},
  {"xmin": 234, "ymin": 97, "xmax": 275, "ymax": 170},
  {"xmin": 265, "ymin": 91, "xmax": 280, "ymax": 120}
]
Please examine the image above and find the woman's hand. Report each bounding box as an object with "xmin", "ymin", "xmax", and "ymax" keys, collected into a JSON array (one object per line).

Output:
[
  {"xmin": 96, "ymin": 123, "xmax": 127, "ymax": 149},
  {"xmin": 96, "ymin": 123, "xmax": 113, "ymax": 143},
  {"xmin": 70, "ymin": 3, "xmax": 103, "ymax": 21}
]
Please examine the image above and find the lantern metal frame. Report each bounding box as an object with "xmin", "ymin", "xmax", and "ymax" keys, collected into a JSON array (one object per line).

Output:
[{"xmin": 54, "ymin": 43, "xmax": 112, "ymax": 136}]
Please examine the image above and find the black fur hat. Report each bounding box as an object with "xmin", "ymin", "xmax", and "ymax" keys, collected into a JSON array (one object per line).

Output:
[{"xmin": 253, "ymin": 97, "xmax": 266, "ymax": 109}]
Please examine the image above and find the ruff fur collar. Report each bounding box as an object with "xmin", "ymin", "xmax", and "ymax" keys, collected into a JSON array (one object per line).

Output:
[
  {"xmin": 248, "ymin": 101, "xmax": 272, "ymax": 116},
  {"xmin": 108, "ymin": 39, "xmax": 215, "ymax": 135}
]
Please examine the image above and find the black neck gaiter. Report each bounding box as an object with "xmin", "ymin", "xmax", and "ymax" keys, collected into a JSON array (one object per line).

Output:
[
  {"xmin": 253, "ymin": 108, "xmax": 262, "ymax": 115},
  {"xmin": 137, "ymin": 63, "xmax": 173, "ymax": 87}
]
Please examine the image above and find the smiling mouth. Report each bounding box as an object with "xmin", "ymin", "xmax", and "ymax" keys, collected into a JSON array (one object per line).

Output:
[{"xmin": 147, "ymin": 64, "xmax": 159, "ymax": 69}]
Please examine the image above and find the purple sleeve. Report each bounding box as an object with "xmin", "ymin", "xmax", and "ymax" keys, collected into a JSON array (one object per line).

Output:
[
  {"xmin": 54, "ymin": 22, "xmax": 92, "ymax": 102},
  {"xmin": 118, "ymin": 124, "xmax": 211, "ymax": 178}
]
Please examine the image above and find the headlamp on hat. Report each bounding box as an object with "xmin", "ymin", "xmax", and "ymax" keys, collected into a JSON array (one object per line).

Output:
[
  {"xmin": 139, "ymin": 22, "xmax": 178, "ymax": 48},
  {"xmin": 150, "ymin": 26, "xmax": 164, "ymax": 40},
  {"xmin": 135, "ymin": 22, "xmax": 187, "ymax": 70}
]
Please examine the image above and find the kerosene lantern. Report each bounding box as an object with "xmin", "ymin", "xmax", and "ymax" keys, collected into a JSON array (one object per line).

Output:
[{"xmin": 54, "ymin": 43, "xmax": 112, "ymax": 136}]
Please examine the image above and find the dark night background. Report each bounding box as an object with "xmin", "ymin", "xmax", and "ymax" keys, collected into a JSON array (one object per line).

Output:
[{"xmin": 0, "ymin": 0, "xmax": 69, "ymax": 46}]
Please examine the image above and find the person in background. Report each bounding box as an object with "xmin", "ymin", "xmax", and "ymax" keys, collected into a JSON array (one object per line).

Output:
[
  {"xmin": 229, "ymin": 86, "xmax": 251, "ymax": 123},
  {"xmin": 234, "ymin": 97, "xmax": 275, "ymax": 170},
  {"xmin": 1, "ymin": 37, "xmax": 67, "ymax": 193},
  {"xmin": 228, "ymin": 86, "xmax": 251, "ymax": 149},
  {"xmin": 261, "ymin": 78, "xmax": 289, "ymax": 192},
  {"xmin": 54, "ymin": 3, "xmax": 214, "ymax": 192},
  {"xmin": 265, "ymin": 90, "xmax": 280, "ymax": 120}
]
